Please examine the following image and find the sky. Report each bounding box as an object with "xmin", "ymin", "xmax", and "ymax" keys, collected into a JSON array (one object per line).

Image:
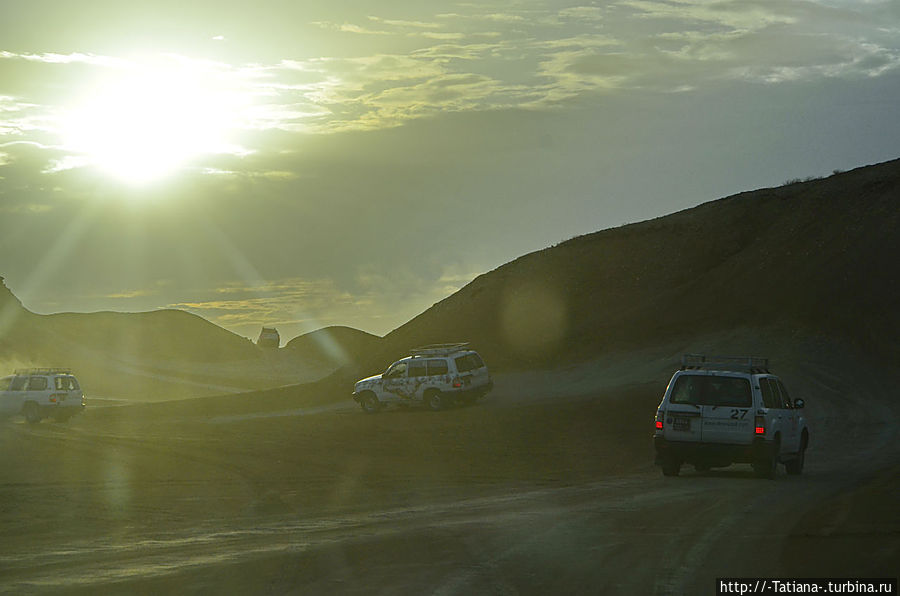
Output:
[{"xmin": 1, "ymin": 0, "xmax": 899, "ymax": 343}]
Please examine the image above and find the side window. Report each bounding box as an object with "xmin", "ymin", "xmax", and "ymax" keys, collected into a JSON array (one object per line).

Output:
[
  {"xmin": 9, "ymin": 376, "xmax": 27, "ymax": 391},
  {"xmin": 27, "ymin": 376, "xmax": 48, "ymax": 391},
  {"xmin": 68, "ymin": 377, "xmax": 80, "ymax": 391},
  {"xmin": 760, "ymin": 378, "xmax": 779, "ymax": 409},
  {"xmin": 427, "ymin": 360, "xmax": 448, "ymax": 376},
  {"xmin": 776, "ymin": 380, "xmax": 793, "ymax": 409},
  {"xmin": 470, "ymin": 353, "xmax": 485, "ymax": 369},
  {"xmin": 408, "ymin": 361, "xmax": 427, "ymax": 377},
  {"xmin": 55, "ymin": 377, "xmax": 66, "ymax": 390}
]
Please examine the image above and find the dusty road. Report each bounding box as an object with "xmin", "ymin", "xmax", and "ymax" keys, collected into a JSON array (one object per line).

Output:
[{"xmin": 1, "ymin": 357, "xmax": 897, "ymax": 595}]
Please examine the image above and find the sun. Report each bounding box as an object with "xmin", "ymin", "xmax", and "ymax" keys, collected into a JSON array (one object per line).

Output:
[{"xmin": 61, "ymin": 59, "xmax": 242, "ymax": 184}]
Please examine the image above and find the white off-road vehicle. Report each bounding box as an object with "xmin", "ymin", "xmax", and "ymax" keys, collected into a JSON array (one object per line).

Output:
[
  {"xmin": 0, "ymin": 368, "xmax": 85, "ymax": 424},
  {"xmin": 353, "ymin": 344, "xmax": 493, "ymax": 412},
  {"xmin": 653, "ymin": 355, "xmax": 809, "ymax": 478}
]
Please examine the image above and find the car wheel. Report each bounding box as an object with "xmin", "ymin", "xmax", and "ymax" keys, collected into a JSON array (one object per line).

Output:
[
  {"xmin": 661, "ymin": 456, "xmax": 681, "ymax": 477},
  {"xmin": 425, "ymin": 389, "xmax": 444, "ymax": 411},
  {"xmin": 24, "ymin": 402, "xmax": 42, "ymax": 424},
  {"xmin": 359, "ymin": 392, "xmax": 381, "ymax": 414},
  {"xmin": 753, "ymin": 437, "xmax": 780, "ymax": 479}
]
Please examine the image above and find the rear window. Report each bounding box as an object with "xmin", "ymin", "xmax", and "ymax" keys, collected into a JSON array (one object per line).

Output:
[
  {"xmin": 454, "ymin": 354, "xmax": 484, "ymax": 373},
  {"xmin": 670, "ymin": 375, "xmax": 751, "ymax": 407}
]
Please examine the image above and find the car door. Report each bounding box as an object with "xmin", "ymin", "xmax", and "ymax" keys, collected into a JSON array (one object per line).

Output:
[
  {"xmin": 662, "ymin": 373, "xmax": 704, "ymax": 443},
  {"xmin": 699, "ymin": 374, "xmax": 754, "ymax": 445},
  {"xmin": 774, "ymin": 379, "xmax": 800, "ymax": 453},
  {"xmin": 0, "ymin": 376, "xmax": 17, "ymax": 416},
  {"xmin": 407, "ymin": 360, "xmax": 428, "ymax": 399},
  {"xmin": 759, "ymin": 377, "xmax": 787, "ymax": 452},
  {"xmin": 463, "ymin": 352, "xmax": 490, "ymax": 390},
  {"xmin": 382, "ymin": 360, "xmax": 412, "ymax": 401},
  {"xmin": 25, "ymin": 375, "xmax": 50, "ymax": 404}
]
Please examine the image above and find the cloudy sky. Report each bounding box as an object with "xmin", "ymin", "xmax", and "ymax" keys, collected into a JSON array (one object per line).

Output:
[{"xmin": 1, "ymin": 0, "xmax": 899, "ymax": 342}]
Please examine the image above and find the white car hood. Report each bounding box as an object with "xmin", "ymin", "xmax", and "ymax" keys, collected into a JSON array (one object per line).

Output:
[{"xmin": 355, "ymin": 374, "xmax": 383, "ymax": 389}]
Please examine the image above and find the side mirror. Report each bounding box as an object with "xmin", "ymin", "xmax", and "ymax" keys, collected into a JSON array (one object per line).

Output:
[{"xmin": 793, "ymin": 398, "xmax": 805, "ymax": 409}]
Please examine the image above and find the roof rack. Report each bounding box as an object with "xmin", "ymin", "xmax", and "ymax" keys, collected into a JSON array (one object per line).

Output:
[
  {"xmin": 680, "ymin": 354, "xmax": 770, "ymax": 374},
  {"xmin": 409, "ymin": 343, "xmax": 470, "ymax": 356},
  {"xmin": 14, "ymin": 368, "xmax": 74, "ymax": 375}
]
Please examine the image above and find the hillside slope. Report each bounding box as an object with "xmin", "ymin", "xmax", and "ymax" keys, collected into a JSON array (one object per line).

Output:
[{"xmin": 380, "ymin": 159, "xmax": 900, "ymax": 369}]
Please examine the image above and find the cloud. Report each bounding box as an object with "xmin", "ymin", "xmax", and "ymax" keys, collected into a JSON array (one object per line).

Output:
[
  {"xmin": 1, "ymin": 2, "xmax": 898, "ymax": 180},
  {"xmin": 162, "ymin": 266, "xmax": 482, "ymax": 339}
]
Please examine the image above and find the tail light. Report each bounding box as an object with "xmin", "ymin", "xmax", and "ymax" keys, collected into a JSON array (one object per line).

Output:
[
  {"xmin": 655, "ymin": 420, "xmax": 663, "ymax": 430},
  {"xmin": 452, "ymin": 377, "xmax": 463, "ymax": 388},
  {"xmin": 655, "ymin": 410, "xmax": 664, "ymax": 431},
  {"xmin": 754, "ymin": 415, "xmax": 766, "ymax": 435}
]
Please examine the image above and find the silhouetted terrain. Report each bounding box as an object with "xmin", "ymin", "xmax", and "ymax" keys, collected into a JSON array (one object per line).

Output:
[
  {"xmin": 0, "ymin": 284, "xmax": 334, "ymax": 399},
  {"xmin": 381, "ymin": 159, "xmax": 900, "ymax": 370}
]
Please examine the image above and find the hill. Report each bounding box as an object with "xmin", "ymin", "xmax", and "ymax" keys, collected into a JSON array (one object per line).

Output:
[
  {"xmin": 284, "ymin": 325, "xmax": 382, "ymax": 367},
  {"xmin": 0, "ymin": 281, "xmax": 336, "ymax": 400},
  {"xmin": 377, "ymin": 159, "xmax": 900, "ymax": 370}
]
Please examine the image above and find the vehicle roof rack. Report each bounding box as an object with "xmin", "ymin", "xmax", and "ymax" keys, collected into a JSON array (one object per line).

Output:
[
  {"xmin": 14, "ymin": 368, "xmax": 74, "ymax": 375},
  {"xmin": 409, "ymin": 343, "xmax": 470, "ymax": 356},
  {"xmin": 680, "ymin": 354, "xmax": 770, "ymax": 374}
]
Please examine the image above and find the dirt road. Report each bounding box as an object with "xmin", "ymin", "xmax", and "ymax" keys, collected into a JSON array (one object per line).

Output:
[{"xmin": 1, "ymin": 357, "xmax": 897, "ymax": 595}]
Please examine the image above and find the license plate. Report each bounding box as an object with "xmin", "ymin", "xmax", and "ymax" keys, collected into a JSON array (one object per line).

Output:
[{"xmin": 673, "ymin": 417, "xmax": 691, "ymax": 431}]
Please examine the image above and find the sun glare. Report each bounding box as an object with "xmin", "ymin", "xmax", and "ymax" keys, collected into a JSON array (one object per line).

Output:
[{"xmin": 61, "ymin": 59, "xmax": 244, "ymax": 184}]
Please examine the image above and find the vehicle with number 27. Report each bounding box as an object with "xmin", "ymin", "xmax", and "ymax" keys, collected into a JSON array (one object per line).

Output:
[{"xmin": 653, "ymin": 355, "xmax": 809, "ymax": 478}]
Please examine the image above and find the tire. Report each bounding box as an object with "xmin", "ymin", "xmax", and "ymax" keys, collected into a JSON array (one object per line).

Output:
[
  {"xmin": 753, "ymin": 437, "xmax": 780, "ymax": 479},
  {"xmin": 358, "ymin": 392, "xmax": 381, "ymax": 414},
  {"xmin": 661, "ymin": 456, "xmax": 681, "ymax": 477},
  {"xmin": 24, "ymin": 402, "xmax": 42, "ymax": 425},
  {"xmin": 425, "ymin": 389, "xmax": 444, "ymax": 411},
  {"xmin": 786, "ymin": 432, "xmax": 808, "ymax": 475}
]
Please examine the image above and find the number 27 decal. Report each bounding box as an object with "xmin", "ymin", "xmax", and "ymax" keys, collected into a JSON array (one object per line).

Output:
[{"xmin": 730, "ymin": 409, "xmax": 749, "ymax": 419}]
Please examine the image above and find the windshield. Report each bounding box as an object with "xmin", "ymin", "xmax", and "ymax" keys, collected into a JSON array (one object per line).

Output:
[{"xmin": 670, "ymin": 375, "xmax": 752, "ymax": 407}]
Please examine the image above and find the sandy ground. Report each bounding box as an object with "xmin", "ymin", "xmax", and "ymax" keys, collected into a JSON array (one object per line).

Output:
[{"xmin": 1, "ymin": 340, "xmax": 897, "ymax": 595}]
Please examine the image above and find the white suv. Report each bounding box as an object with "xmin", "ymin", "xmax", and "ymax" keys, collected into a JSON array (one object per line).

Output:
[
  {"xmin": 0, "ymin": 368, "xmax": 85, "ymax": 424},
  {"xmin": 353, "ymin": 344, "xmax": 493, "ymax": 412},
  {"xmin": 653, "ymin": 355, "xmax": 809, "ymax": 478}
]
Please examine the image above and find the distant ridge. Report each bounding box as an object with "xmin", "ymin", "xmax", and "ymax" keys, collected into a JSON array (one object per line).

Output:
[
  {"xmin": 285, "ymin": 325, "xmax": 382, "ymax": 366},
  {"xmin": 379, "ymin": 158, "xmax": 900, "ymax": 369}
]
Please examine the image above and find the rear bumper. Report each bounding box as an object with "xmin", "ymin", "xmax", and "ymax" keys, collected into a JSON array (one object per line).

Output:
[{"xmin": 654, "ymin": 436, "xmax": 772, "ymax": 466}]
